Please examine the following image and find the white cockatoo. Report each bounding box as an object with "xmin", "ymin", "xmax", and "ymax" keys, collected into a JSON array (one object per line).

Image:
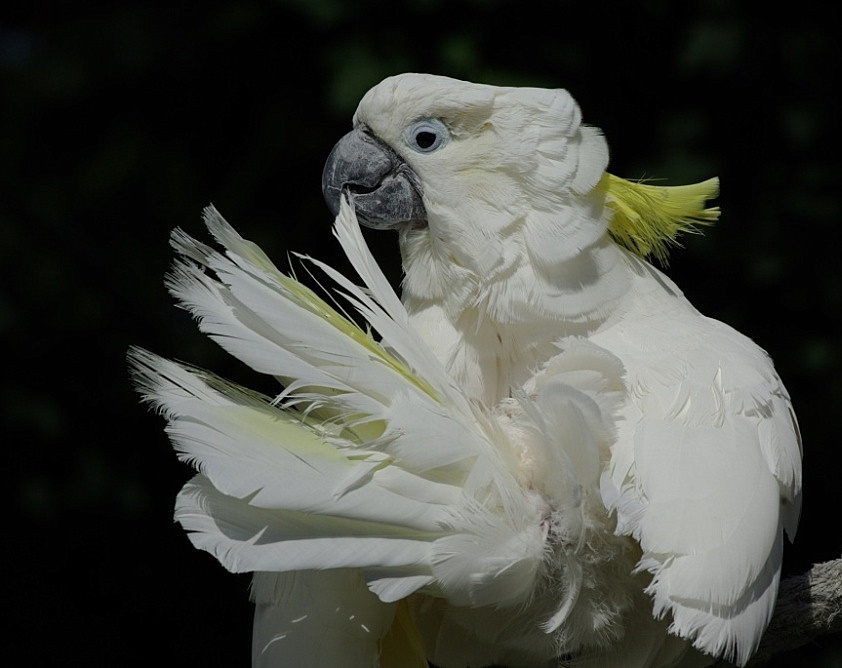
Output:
[{"xmin": 131, "ymin": 73, "xmax": 802, "ymax": 668}]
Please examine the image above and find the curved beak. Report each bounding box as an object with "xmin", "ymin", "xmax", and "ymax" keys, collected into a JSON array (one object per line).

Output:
[{"xmin": 322, "ymin": 126, "xmax": 426, "ymax": 229}]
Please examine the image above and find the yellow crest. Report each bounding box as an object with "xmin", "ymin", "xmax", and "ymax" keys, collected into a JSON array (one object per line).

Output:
[{"xmin": 597, "ymin": 173, "xmax": 720, "ymax": 264}]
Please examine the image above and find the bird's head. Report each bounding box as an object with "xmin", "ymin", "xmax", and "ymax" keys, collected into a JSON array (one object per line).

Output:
[
  {"xmin": 322, "ymin": 73, "xmax": 610, "ymax": 312},
  {"xmin": 322, "ymin": 73, "xmax": 718, "ymax": 318}
]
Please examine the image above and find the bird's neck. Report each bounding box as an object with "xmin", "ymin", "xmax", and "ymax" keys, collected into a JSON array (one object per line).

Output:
[{"xmin": 401, "ymin": 233, "xmax": 634, "ymax": 405}]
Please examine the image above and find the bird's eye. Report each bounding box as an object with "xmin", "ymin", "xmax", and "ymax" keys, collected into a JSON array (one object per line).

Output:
[{"xmin": 405, "ymin": 119, "xmax": 449, "ymax": 153}]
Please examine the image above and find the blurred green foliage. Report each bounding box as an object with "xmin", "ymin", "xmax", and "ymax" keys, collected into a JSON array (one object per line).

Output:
[{"xmin": 3, "ymin": 0, "xmax": 840, "ymax": 664}]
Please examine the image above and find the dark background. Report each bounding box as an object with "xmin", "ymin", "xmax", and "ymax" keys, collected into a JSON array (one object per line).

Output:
[{"xmin": 4, "ymin": 1, "xmax": 840, "ymax": 665}]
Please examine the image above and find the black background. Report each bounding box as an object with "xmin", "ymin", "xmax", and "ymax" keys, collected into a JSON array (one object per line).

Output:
[{"xmin": 4, "ymin": 1, "xmax": 840, "ymax": 664}]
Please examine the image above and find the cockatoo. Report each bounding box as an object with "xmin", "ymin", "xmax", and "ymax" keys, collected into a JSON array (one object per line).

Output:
[{"xmin": 131, "ymin": 73, "xmax": 802, "ymax": 667}]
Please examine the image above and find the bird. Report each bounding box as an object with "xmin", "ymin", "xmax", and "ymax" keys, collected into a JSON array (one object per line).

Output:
[{"xmin": 130, "ymin": 73, "xmax": 802, "ymax": 667}]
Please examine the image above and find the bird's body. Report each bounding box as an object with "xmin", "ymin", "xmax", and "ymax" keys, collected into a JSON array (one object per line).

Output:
[
  {"xmin": 399, "ymin": 232, "xmax": 799, "ymax": 668},
  {"xmin": 133, "ymin": 74, "xmax": 801, "ymax": 667}
]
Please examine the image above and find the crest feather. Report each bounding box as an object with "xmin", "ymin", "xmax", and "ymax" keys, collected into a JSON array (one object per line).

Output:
[{"xmin": 599, "ymin": 174, "xmax": 720, "ymax": 264}]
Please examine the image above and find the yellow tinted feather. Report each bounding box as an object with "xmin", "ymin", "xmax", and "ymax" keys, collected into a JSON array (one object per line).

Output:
[{"xmin": 598, "ymin": 174, "xmax": 720, "ymax": 264}]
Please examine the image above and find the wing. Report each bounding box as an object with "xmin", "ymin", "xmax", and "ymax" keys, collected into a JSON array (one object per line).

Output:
[
  {"xmin": 596, "ymin": 270, "xmax": 802, "ymax": 667},
  {"xmin": 132, "ymin": 201, "xmax": 668, "ymax": 666},
  {"xmin": 130, "ymin": 202, "xmax": 561, "ymax": 664}
]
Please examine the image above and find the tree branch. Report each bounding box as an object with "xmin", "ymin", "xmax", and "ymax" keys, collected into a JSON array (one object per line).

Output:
[{"xmin": 714, "ymin": 558, "xmax": 842, "ymax": 666}]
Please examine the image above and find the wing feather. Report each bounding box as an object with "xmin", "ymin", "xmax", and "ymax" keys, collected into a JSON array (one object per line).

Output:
[{"xmin": 595, "ymin": 279, "xmax": 803, "ymax": 667}]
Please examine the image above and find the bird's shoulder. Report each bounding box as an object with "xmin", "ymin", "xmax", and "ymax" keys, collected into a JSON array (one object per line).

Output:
[{"xmin": 590, "ymin": 278, "xmax": 801, "ymax": 508}]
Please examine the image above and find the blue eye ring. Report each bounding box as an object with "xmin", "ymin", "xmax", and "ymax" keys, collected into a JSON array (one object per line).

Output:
[{"xmin": 405, "ymin": 119, "xmax": 449, "ymax": 153}]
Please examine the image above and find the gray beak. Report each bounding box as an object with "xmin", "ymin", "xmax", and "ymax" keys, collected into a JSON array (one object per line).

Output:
[{"xmin": 322, "ymin": 126, "xmax": 427, "ymax": 229}]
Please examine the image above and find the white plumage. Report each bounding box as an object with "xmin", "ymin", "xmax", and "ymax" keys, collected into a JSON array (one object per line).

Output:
[{"xmin": 131, "ymin": 73, "xmax": 802, "ymax": 667}]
